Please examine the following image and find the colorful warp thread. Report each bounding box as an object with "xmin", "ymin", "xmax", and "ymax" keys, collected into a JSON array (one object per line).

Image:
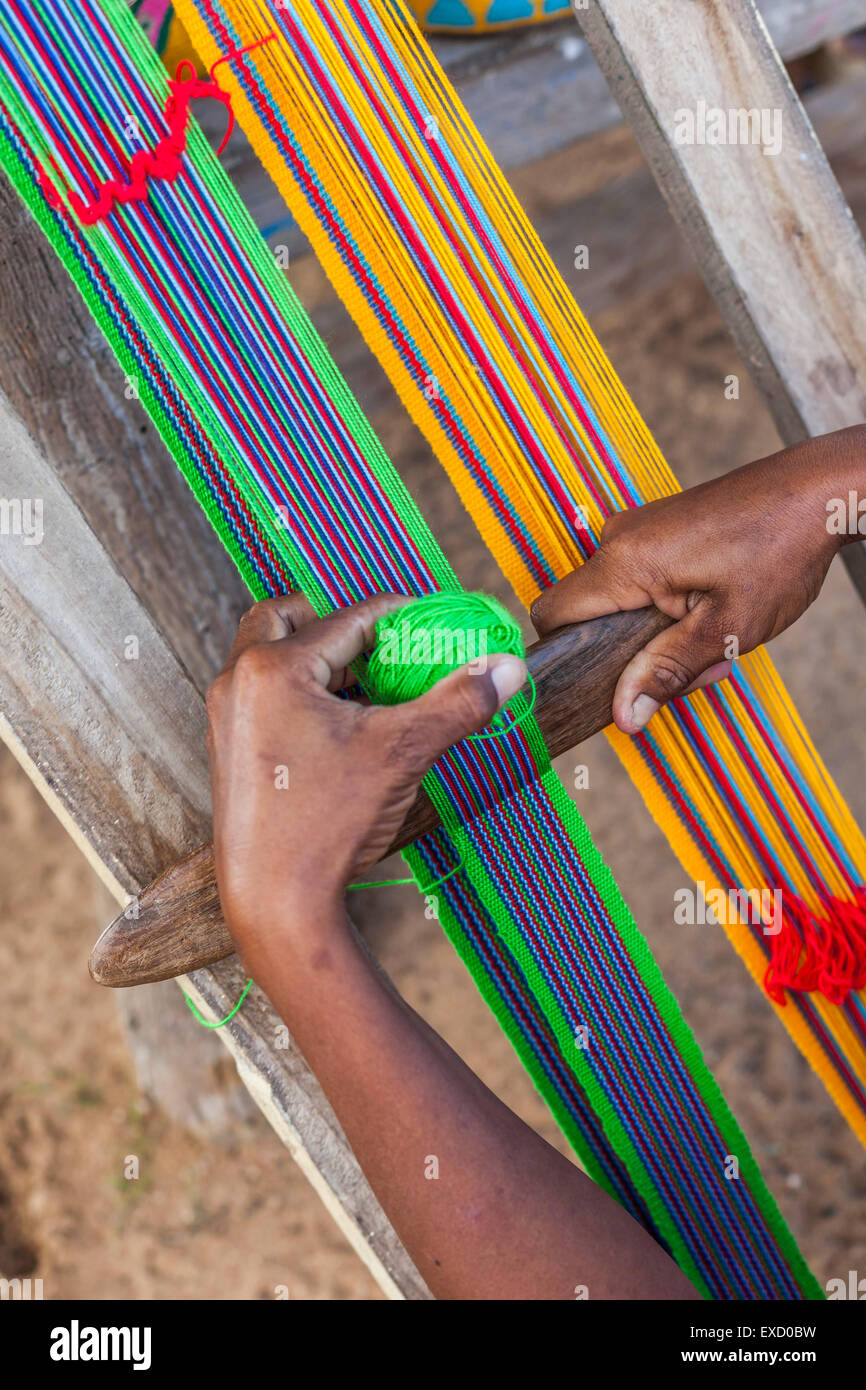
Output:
[
  {"xmin": 131, "ymin": 0, "xmax": 200, "ymax": 72},
  {"xmin": 45, "ymin": 60, "xmax": 232, "ymax": 223},
  {"xmin": 0, "ymin": 0, "xmax": 822, "ymax": 1298},
  {"xmin": 174, "ymin": 0, "xmax": 866, "ymax": 1146}
]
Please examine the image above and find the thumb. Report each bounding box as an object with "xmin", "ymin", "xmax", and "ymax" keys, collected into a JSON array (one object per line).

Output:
[
  {"xmin": 612, "ymin": 604, "xmax": 732, "ymax": 734},
  {"xmin": 388, "ymin": 652, "xmax": 528, "ymax": 773}
]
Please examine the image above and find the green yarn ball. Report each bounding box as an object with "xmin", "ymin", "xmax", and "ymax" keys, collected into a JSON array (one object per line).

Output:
[{"xmin": 366, "ymin": 590, "xmax": 525, "ymax": 706}]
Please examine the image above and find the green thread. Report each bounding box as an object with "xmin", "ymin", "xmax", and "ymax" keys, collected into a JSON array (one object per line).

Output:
[
  {"xmin": 367, "ymin": 592, "xmax": 522, "ymax": 697},
  {"xmin": 184, "ymin": 978, "xmax": 253, "ymax": 1028},
  {"xmin": 366, "ymin": 590, "xmax": 534, "ymax": 737},
  {"xmin": 470, "ymin": 670, "xmax": 536, "ymax": 740},
  {"xmin": 349, "ymin": 858, "xmax": 464, "ymax": 893}
]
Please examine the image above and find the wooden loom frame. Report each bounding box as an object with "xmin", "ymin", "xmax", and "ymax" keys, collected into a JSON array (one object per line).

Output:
[{"xmin": 1, "ymin": 0, "xmax": 865, "ymax": 1299}]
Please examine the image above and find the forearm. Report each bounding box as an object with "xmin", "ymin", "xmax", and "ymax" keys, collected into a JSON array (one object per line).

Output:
[
  {"xmin": 238, "ymin": 892, "xmax": 699, "ymax": 1301},
  {"xmin": 756, "ymin": 424, "xmax": 866, "ymax": 542},
  {"xmin": 800, "ymin": 423, "xmax": 866, "ymax": 544}
]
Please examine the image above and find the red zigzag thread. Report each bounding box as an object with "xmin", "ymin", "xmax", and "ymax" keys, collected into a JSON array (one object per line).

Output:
[{"xmin": 39, "ymin": 36, "xmax": 275, "ymax": 225}]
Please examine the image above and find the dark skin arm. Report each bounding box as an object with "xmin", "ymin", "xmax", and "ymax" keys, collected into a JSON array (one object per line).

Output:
[
  {"xmin": 532, "ymin": 426, "xmax": 866, "ymax": 731},
  {"xmin": 206, "ymin": 594, "xmax": 699, "ymax": 1301}
]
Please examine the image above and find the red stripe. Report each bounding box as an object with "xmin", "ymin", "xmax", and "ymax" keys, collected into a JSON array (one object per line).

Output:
[
  {"xmin": 200, "ymin": 0, "xmax": 545, "ymax": 581},
  {"xmin": 282, "ymin": 10, "xmax": 590, "ymax": 531}
]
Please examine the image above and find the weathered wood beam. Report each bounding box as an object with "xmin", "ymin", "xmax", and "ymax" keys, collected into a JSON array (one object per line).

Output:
[
  {"xmin": 576, "ymin": 0, "xmax": 866, "ymax": 600},
  {"xmin": 0, "ymin": 410, "xmax": 213, "ymax": 893},
  {"xmin": 0, "ymin": 182, "xmax": 248, "ymax": 692}
]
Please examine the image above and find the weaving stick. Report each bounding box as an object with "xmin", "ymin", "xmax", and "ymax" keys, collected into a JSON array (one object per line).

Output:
[{"xmin": 90, "ymin": 605, "xmax": 671, "ymax": 987}]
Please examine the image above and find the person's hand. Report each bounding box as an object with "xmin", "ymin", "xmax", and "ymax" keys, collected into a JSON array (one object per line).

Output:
[
  {"xmin": 531, "ymin": 429, "xmax": 864, "ymax": 734},
  {"xmin": 205, "ymin": 593, "xmax": 526, "ymax": 962}
]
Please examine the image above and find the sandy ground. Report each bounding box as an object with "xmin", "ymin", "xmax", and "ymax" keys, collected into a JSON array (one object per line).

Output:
[{"xmin": 1, "ymin": 78, "xmax": 865, "ymax": 1300}]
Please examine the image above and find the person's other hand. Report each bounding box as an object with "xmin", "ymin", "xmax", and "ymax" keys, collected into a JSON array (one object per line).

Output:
[
  {"xmin": 531, "ymin": 430, "xmax": 864, "ymax": 733},
  {"xmin": 205, "ymin": 594, "xmax": 526, "ymax": 961}
]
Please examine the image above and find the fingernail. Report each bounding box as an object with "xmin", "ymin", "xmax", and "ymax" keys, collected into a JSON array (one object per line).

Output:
[
  {"xmin": 489, "ymin": 655, "xmax": 527, "ymax": 708},
  {"xmin": 630, "ymin": 694, "xmax": 660, "ymax": 731}
]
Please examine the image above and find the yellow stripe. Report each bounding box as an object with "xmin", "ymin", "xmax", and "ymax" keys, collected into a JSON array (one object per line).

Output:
[{"xmin": 176, "ymin": 0, "xmax": 866, "ymax": 1142}]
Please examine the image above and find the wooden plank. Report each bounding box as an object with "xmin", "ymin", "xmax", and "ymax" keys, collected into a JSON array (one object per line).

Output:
[
  {"xmin": 0, "ymin": 409, "xmax": 213, "ymax": 891},
  {"xmin": 576, "ymin": 0, "xmax": 866, "ymax": 600},
  {"xmin": 0, "ymin": 178, "xmax": 272, "ymax": 1144},
  {"xmin": 208, "ymin": 0, "xmax": 866, "ymax": 253},
  {"xmin": 0, "ymin": 184, "xmax": 248, "ymax": 693},
  {"xmin": 178, "ymin": 964, "xmax": 419, "ymax": 1301},
  {"xmin": 0, "ymin": 174, "xmax": 429, "ymax": 1300}
]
